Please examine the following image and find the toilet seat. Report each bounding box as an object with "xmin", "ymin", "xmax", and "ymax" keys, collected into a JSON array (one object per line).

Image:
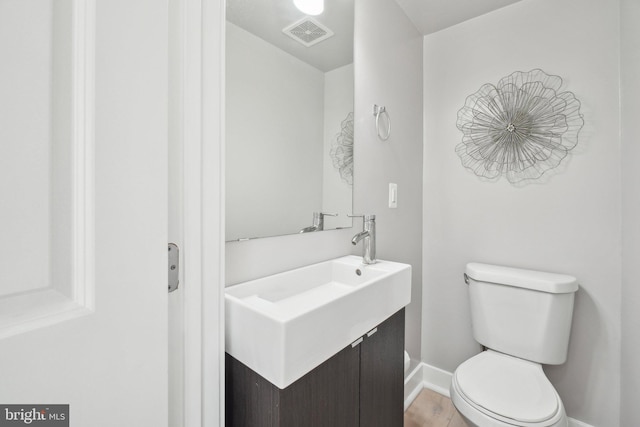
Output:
[{"xmin": 451, "ymin": 351, "xmax": 565, "ymax": 427}]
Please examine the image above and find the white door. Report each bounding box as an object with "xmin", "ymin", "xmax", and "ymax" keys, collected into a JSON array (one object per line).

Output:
[{"xmin": 0, "ymin": 0, "xmax": 169, "ymax": 426}]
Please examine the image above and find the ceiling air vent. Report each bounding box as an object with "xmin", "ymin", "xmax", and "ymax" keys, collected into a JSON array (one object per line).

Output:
[{"xmin": 282, "ymin": 17, "xmax": 334, "ymax": 47}]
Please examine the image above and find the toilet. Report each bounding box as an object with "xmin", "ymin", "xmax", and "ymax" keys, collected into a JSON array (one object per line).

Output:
[{"xmin": 450, "ymin": 263, "xmax": 578, "ymax": 427}]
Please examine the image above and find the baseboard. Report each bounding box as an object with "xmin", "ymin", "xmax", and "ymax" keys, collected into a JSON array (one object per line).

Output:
[
  {"xmin": 420, "ymin": 362, "xmax": 453, "ymax": 397},
  {"xmin": 403, "ymin": 361, "xmax": 452, "ymax": 410},
  {"xmin": 403, "ymin": 362, "xmax": 595, "ymax": 427},
  {"xmin": 568, "ymin": 419, "xmax": 595, "ymax": 427},
  {"xmin": 403, "ymin": 363, "xmax": 424, "ymax": 411}
]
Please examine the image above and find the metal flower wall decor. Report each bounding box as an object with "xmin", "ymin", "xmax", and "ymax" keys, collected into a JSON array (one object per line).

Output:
[
  {"xmin": 330, "ymin": 112, "xmax": 354, "ymax": 185},
  {"xmin": 455, "ymin": 69, "xmax": 584, "ymax": 183}
]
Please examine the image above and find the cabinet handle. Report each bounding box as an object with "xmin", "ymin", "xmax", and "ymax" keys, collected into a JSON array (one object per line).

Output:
[{"xmin": 351, "ymin": 327, "xmax": 378, "ymax": 348}]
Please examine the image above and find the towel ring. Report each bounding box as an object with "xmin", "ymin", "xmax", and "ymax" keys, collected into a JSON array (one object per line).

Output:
[{"xmin": 373, "ymin": 104, "xmax": 391, "ymax": 141}]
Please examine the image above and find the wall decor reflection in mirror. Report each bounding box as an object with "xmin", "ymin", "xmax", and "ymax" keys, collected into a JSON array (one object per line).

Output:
[{"xmin": 225, "ymin": 0, "xmax": 354, "ymax": 241}]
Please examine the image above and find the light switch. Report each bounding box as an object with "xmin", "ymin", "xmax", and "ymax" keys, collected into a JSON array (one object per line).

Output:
[{"xmin": 389, "ymin": 183, "xmax": 397, "ymax": 208}]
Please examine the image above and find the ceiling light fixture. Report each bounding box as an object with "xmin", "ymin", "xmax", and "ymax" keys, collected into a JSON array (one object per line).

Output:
[{"xmin": 293, "ymin": 0, "xmax": 324, "ymax": 16}]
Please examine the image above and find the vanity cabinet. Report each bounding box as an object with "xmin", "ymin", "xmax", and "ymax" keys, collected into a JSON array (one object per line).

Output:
[{"xmin": 225, "ymin": 308, "xmax": 405, "ymax": 427}]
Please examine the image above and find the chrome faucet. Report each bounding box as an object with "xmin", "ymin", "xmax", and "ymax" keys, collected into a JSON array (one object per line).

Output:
[
  {"xmin": 350, "ymin": 214, "xmax": 376, "ymax": 264},
  {"xmin": 299, "ymin": 212, "xmax": 337, "ymax": 233}
]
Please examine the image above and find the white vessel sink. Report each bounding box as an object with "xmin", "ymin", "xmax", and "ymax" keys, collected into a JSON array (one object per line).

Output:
[{"xmin": 225, "ymin": 255, "xmax": 411, "ymax": 389}]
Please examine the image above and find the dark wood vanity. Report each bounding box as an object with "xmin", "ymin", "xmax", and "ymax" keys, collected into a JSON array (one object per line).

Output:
[{"xmin": 225, "ymin": 308, "xmax": 405, "ymax": 427}]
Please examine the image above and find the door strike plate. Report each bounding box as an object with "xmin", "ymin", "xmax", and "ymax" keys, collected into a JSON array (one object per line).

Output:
[{"xmin": 168, "ymin": 243, "xmax": 179, "ymax": 293}]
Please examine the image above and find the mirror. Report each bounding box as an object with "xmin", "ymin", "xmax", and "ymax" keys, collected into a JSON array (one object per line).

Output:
[{"xmin": 225, "ymin": 0, "xmax": 354, "ymax": 241}]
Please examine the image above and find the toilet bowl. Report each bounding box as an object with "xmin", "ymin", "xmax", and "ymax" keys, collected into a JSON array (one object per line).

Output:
[
  {"xmin": 449, "ymin": 351, "xmax": 568, "ymax": 427},
  {"xmin": 450, "ymin": 263, "xmax": 578, "ymax": 427}
]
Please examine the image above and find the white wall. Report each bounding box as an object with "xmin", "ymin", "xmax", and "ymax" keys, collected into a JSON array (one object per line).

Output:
[
  {"xmin": 422, "ymin": 0, "xmax": 621, "ymax": 425},
  {"xmin": 323, "ymin": 63, "xmax": 354, "ymax": 230},
  {"xmin": 226, "ymin": 22, "xmax": 324, "ymax": 241},
  {"xmin": 620, "ymin": 0, "xmax": 640, "ymax": 424},
  {"xmin": 354, "ymin": 0, "xmax": 423, "ymax": 361}
]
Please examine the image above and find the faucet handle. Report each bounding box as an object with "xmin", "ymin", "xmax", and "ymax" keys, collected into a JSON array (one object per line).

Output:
[
  {"xmin": 348, "ymin": 214, "xmax": 375, "ymax": 220},
  {"xmin": 319, "ymin": 212, "xmax": 338, "ymax": 217}
]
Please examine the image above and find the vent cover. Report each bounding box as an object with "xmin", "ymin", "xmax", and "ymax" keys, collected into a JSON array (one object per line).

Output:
[{"xmin": 283, "ymin": 17, "xmax": 334, "ymax": 47}]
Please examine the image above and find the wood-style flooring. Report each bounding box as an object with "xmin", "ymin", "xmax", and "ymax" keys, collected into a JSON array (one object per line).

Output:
[{"xmin": 404, "ymin": 388, "xmax": 468, "ymax": 427}]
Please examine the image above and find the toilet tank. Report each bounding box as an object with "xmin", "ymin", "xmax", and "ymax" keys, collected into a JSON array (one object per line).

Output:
[{"xmin": 465, "ymin": 263, "xmax": 579, "ymax": 365}]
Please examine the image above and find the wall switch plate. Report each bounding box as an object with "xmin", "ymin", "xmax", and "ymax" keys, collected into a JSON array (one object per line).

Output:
[{"xmin": 389, "ymin": 183, "xmax": 398, "ymax": 208}]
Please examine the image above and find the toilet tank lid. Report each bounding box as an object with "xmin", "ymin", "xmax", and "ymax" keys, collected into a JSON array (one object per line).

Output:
[{"xmin": 466, "ymin": 263, "xmax": 578, "ymax": 294}]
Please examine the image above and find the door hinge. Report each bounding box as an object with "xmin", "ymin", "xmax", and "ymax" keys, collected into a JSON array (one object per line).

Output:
[{"xmin": 168, "ymin": 243, "xmax": 179, "ymax": 293}]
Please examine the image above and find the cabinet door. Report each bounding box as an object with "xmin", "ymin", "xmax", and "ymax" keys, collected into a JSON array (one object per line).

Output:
[
  {"xmin": 280, "ymin": 344, "xmax": 360, "ymax": 427},
  {"xmin": 226, "ymin": 343, "xmax": 360, "ymax": 427},
  {"xmin": 225, "ymin": 353, "xmax": 279, "ymax": 427},
  {"xmin": 359, "ymin": 309, "xmax": 405, "ymax": 427}
]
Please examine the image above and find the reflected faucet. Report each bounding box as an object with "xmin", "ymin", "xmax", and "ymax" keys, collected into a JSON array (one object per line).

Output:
[
  {"xmin": 299, "ymin": 212, "xmax": 337, "ymax": 233},
  {"xmin": 350, "ymin": 214, "xmax": 376, "ymax": 264}
]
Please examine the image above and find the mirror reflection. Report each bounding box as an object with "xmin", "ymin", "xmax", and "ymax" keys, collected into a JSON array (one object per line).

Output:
[{"xmin": 225, "ymin": 0, "xmax": 354, "ymax": 241}]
